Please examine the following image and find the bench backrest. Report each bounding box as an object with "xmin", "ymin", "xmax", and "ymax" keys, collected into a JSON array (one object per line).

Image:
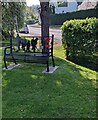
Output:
[{"xmin": 10, "ymin": 35, "xmax": 54, "ymax": 55}]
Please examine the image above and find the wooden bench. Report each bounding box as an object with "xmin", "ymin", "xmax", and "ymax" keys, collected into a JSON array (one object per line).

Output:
[{"xmin": 3, "ymin": 35, "xmax": 55, "ymax": 72}]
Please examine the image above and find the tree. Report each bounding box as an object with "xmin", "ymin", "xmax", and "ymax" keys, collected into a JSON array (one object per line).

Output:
[
  {"xmin": 39, "ymin": 1, "xmax": 50, "ymax": 53},
  {"xmin": 40, "ymin": 1, "xmax": 50, "ymax": 38},
  {"xmin": 25, "ymin": 6, "xmax": 37, "ymax": 22},
  {"xmin": 2, "ymin": 2, "xmax": 26, "ymax": 36}
]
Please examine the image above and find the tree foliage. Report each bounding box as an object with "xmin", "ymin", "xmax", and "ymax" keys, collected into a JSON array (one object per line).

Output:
[
  {"xmin": 26, "ymin": 6, "xmax": 36, "ymax": 20},
  {"xmin": 2, "ymin": 2, "xmax": 26, "ymax": 33}
]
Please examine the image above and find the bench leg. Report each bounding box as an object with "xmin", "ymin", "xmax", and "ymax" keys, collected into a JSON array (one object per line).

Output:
[
  {"xmin": 4, "ymin": 56, "xmax": 7, "ymax": 69},
  {"xmin": 52, "ymin": 55, "xmax": 55, "ymax": 67},
  {"xmin": 12, "ymin": 55, "xmax": 17, "ymax": 65},
  {"xmin": 46, "ymin": 61, "xmax": 49, "ymax": 72}
]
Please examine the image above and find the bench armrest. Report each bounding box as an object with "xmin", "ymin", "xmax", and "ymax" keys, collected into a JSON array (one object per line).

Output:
[{"xmin": 4, "ymin": 46, "xmax": 12, "ymax": 55}]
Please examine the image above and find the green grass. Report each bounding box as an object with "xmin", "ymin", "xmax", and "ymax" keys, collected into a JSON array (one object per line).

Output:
[
  {"xmin": 2, "ymin": 45, "xmax": 98, "ymax": 118},
  {"xmin": 0, "ymin": 47, "xmax": 2, "ymax": 119}
]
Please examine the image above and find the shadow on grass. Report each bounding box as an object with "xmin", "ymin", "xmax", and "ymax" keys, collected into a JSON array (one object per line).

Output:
[
  {"xmin": 2, "ymin": 56, "xmax": 97, "ymax": 118},
  {"xmin": 67, "ymin": 55, "xmax": 98, "ymax": 72}
]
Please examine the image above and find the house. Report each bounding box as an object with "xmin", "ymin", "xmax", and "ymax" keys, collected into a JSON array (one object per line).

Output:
[
  {"xmin": 50, "ymin": 0, "xmax": 78, "ymax": 14},
  {"xmin": 78, "ymin": 0, "xmax": 98, "ymax": 10}
]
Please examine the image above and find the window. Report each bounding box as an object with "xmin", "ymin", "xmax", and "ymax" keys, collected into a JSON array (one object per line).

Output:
[{"xmin": 57, "ymin": 0, "xmax": 68, "ymax": 7}]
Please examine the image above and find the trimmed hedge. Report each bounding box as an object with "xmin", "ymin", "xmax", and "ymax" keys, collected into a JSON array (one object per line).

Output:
[
  {"xmin": 61, "ymin": 18, "xmax": 98, "ymax": 71},
  {"xmin": 50, "ymin": 8, "xmax": 98, "ymax": 25}
]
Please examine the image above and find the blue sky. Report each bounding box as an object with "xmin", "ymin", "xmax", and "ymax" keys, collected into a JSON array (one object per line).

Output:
[{"xmin": 26, "ymin": 0, "xmax": 40, "ymax": 6}]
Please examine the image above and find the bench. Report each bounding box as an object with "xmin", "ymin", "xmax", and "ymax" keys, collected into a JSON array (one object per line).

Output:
[{"xmin": 4, "ymin": 35, "xmax": 55, "ymax": 72}]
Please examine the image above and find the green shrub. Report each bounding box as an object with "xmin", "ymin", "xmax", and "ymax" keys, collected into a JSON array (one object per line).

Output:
[
  {"xmin": 61, "ymin": 18, "xmax": 98, "ymax": 70},
  {"xmin": 2, "ymin": 30, "xmax": 15, "ymax": 41},
  {"xmin": 50, "ymin": 8, "xmax": 98, "ymax": 25},
  {"xmin": 2, "ymin": 30, "xmax": 10, "ymax": 41}
]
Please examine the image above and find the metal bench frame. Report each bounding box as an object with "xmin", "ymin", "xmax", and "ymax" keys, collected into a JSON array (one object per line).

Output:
[{"xmin": 3, "ymin": 35, "xmax": 55, "ymax": 72}]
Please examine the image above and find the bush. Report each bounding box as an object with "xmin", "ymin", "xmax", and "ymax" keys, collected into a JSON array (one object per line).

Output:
[
  {"xmin": 2, "ymin": 30, "xmax": 10, "ymax": 40},
  {"xmin": 61, "ymin": 18, "xmax": 98, "ymax": 71},
  {"xmin": 50, "ymin": 8, "xmax": 98, "ymax": 25},
  {"xmin": 2, "ymin": 30, "xmax": 15, "ymax": 40}
]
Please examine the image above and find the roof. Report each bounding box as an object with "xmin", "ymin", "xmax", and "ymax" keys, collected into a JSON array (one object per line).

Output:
[{"xmin": 78, "ymin": 0, "xmax": 98, "ymax": 10}]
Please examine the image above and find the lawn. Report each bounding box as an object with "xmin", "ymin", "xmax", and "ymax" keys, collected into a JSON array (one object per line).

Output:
[{"xmin": 2, "ymin": 44, "xmax": 98, "ymax": 118}]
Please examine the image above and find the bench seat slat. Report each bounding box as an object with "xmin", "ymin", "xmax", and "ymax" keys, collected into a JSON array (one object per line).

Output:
[{"xmin": 5, "ymin": 53, "xmax": 49, "ymax": 64}]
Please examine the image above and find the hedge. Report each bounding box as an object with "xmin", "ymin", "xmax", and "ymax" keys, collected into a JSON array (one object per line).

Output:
[
  {"xmin": 61, "ymin": 18, "xmax": 98, "ymax": 70},
  {"xmin": 50, "ymin": 8, "xmax": 98, "ymax": 25}
]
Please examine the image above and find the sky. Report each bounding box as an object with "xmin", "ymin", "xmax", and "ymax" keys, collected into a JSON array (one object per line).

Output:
[
  {"xmin": 26, "ymin": 0, "xmax": 40, "ymax": 6},
  {"xmin": 26, "ymin": 0, "xmax": 87, "ymax": 6}
]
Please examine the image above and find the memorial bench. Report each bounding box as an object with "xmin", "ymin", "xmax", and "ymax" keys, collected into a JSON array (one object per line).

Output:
[{"xmin": 4, "ymin": 35, "xmax": 55, "ymax": 72}]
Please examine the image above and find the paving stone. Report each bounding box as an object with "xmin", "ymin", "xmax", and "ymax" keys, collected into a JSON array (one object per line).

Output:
[
  {"xmin": 43, "ymin": 66, "xmax": 59, "ymax": 73},
  {"xmin": 3, "ymin": 64, "xmax": 21, "ymax": 70}
]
